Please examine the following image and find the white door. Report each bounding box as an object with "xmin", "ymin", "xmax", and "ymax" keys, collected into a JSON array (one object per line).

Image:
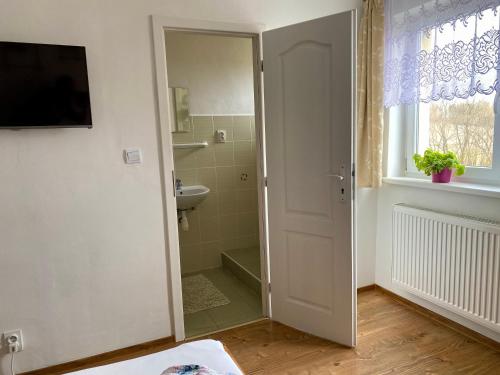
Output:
[{"xmin": 263, "ymin": 11, "xmax": 356, "ymax": 346}]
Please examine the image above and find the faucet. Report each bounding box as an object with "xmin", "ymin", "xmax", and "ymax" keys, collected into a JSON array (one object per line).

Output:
[{"xmin": 175, "ymin": 178, "xmax": 183, "ymax": 191}]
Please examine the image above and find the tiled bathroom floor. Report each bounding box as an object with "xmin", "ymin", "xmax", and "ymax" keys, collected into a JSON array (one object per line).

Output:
[{"xmin": 183, "ymin": 267, "xmax": 263, "ymax": 337}]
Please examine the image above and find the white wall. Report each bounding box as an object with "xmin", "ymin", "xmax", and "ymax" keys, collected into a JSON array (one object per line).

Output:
[
  {"xmin": 356, "ymin": 188, "xmax": 377, "ymax": 287},
  {"xmin": 0, "ymin": 0, "xmax": 365, "ymax": 373},
  {"xmin": 165, "ymin": 32, "xmax": 254, "ymax": 114}
]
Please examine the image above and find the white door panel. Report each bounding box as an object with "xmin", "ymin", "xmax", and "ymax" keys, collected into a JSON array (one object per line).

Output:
[{"xmin": 263, "ymin": 11, "xmax": 356, "ymax": 346}]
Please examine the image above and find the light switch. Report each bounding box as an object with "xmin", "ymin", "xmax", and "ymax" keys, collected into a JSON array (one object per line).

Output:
[{"xmin": 124, "ymin": 148, "xmax": 143, "ymax": 164}]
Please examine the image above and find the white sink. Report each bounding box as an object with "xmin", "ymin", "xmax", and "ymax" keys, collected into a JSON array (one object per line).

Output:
[{"xmin": 176, "ymin": 185, "xmax": 210, "ymax": 210}]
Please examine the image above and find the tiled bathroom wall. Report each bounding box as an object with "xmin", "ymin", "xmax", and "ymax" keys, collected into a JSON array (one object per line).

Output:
[{"xmin": 173, "ymin": 115, "xmax": 260, "ymax": 274}]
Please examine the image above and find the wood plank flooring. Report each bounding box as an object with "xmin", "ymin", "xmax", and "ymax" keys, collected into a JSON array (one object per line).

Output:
[
  {"xmin": 207, "ymin": 289, "xmax": 500, "ymax": 374},
  {"xmin": 23, "ymin": 288, "xmax": 500, "ymax": 374}
]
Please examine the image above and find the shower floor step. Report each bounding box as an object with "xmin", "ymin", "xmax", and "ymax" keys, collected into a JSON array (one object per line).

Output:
[{"xmin": 221, "ymin": 247, "xmax": 261, "ymax": 294}]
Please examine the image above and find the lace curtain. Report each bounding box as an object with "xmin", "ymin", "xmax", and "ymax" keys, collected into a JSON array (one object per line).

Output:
[{"xmin": 384, "ymin": 0, "xmax": 500, "ymax": 107}]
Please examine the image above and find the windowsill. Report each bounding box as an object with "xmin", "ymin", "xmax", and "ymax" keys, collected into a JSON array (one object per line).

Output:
[{"xmin": 383, "ymin": 177, "xmax": 500, "ymax": 199}]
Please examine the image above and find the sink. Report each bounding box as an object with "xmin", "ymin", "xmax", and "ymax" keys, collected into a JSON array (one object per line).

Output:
[{"xmin": 176, "ymin": 185, "xmax": 210, "ymax": 210}]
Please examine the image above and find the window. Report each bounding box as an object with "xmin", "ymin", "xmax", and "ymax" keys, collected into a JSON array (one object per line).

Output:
[
  {"xmin": 408, "ymin": 96, "xmax": 500, "ymax": 185},
  {"xmin": 406, "ymin": 12, "xmax": 500, "ymax": 184},
  {"xmin": 418, "ymin": 96, "xmax": 495, "ymax": 169}
]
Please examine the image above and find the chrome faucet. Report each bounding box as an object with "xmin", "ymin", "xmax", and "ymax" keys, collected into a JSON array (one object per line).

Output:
[{"xmin": 175, "ymin": 178, "xmax": 183, "ymax": 190}]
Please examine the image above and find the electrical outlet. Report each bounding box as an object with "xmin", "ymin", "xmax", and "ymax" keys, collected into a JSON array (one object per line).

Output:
[
  {"xmin": 3, "ymin": 329, "xmax": 23, "ymax": 352},
  {"xmin": 215, "ymin": 129, "xmax": 227, "ymax": 143}
]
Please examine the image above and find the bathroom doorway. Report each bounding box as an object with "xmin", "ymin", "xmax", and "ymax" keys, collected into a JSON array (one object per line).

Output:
[
  {"xmin": 154, "ymin": 13, "xmax": 356, "ymax": 346},
  {"xmin": 164, "ymin": 30, "xmax": 267, "ymax": 337}
]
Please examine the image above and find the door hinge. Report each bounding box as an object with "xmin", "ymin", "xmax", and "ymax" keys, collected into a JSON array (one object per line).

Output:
[
  {"xmin": 264, "ymin": 176, "xmax": 268, "ymax": 187},
  {"xmin": 171, "ymin": 170, "xmax": 176, "ymax": 197},
  {"xmin": 352, "ymin": 163, "xmax": 356, "ymax": 201},
  {"xmin": 260, "ymin": 60, "xmax": 264, "ymax": 72},
  {"xmin": 268, "ymin": 283, "xmax": 271, "ymax": 293}
]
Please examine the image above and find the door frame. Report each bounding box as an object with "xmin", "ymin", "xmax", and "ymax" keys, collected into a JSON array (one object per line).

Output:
[{"xmin": 151, "ymin": 15, "xmax": 269, "ymax": 341}]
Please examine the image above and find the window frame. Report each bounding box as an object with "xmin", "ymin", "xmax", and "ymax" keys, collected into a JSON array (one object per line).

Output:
[
  {"xmin": 401, "ymin": 12, "xmax": 500, "ymax": 186},
  {"xmin": 405, "ymin": 95, "xmax": 500, "ymax": 185}
]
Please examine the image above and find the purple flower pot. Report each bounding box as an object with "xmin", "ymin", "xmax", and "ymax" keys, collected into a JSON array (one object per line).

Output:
[{"xmin": 432, "ymin": 168, "xmax": 452, "ymax": 183}]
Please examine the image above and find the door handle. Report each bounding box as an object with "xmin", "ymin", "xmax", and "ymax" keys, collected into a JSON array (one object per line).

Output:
[
  {"xmin": 326, "ymin": 165, "xmax": 346, "ymax": 181},
  {"xmin": 327, "ymin": 174, "xmax": 344, "ymax": 181},
  {"xmin": 327, "ymin": 165, "xmax": 347, "ymax": 203}
]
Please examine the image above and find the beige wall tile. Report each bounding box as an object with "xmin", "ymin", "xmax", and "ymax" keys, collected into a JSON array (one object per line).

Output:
[
  {"xmin": 216, "ymin": 166, "xmax": 235, "ymax": 191},
  {"xmin": 199, "ymin": 216, "xmax": 219, "ymax": 242},
  {"xmin": 201, "ymin": 241, "xmax": 222, "ymax": 269},
  {"xmin": 175, "ymin": 169, "xmax": 197, "ymax": 186},
  {"xmin": 219, "ymin": 237, "xmax": 239, "ymax": 251},
  {"xmin": 173, "ymin": 115, "xmax": 259, "ymax": 273},
  {"xmin": 219, "ymin": 236, "xmax": 258, "ymax": 251},
  {"xmin": 213, "ymin": 116, "xmax": 234, "ymax": 141},
  {"xmin": 174, "ymin": 149, "xmax": 198, "ymax": 169},
  {"xmin": 234, "ymin": 165, "xmax": 256, "ymax": 190},
  {"xmin": 238, "ymin": 212, "xmax": 259, "ymax": 237},
  {"xmin": 233, "ymin": 116, "xmax": 252, "ymax": 140},
  {"xmin": 180, "ymin": 244, "xmax": 202, "ymax": 274},
  {"xmin": 219, "ymin": 214, "xmax": 239, "ymax": 239},
  {"xmin": 250, "ymin": 234, "xmax": 261, "ymax": 247},
  {"xmin": 237, "ymin": 189, "xmax": 258, "ymax": 213},
  {"xmin": 193, "ymin": 116, "xmax": 214, "ymax": 143},
  {"xmin": 196, "ymin": 146, "xmax": 216, "ymax": 168},
  {"xmin": 197, "ymin": 167, "xmax": 217, "ymax": 191},
  {"xmin": 235, "ymin": 234, "xmax": 260, "ymax": 249},
  {"xmin": 215, "ymin": 142, "xmax": 234, "ymax": 166},
  {"xmin": 218, "ymin": 191, "xmax": 238, "ymax": 215},
  {"xmin": 234, "ymin": 140, "xmax": 255, "ymax": 165},
  {"xmin": 198, "ymin": 192, "xmax": 218, "ymax": 216}
]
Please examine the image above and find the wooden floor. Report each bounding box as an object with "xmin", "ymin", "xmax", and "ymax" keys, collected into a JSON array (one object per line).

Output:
[{"xmin": 207, "ymin": 289, "xmax": 500, "ymax": 374}]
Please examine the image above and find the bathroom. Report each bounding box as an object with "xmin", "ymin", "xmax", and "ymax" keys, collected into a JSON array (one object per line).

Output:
[{"xmin": 165, "ymin": 30, "xmax": 264, "ymax": 337}]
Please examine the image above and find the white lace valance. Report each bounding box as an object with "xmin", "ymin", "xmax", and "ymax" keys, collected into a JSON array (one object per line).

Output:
[{"xmin": 384, "ymin": 0, "xmax": 500, "ymax": 107}]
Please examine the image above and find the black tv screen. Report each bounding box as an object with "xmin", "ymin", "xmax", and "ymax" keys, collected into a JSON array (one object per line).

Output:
[{"xmin": 0, "ymin": 41, "xmax": 92, "ymax": 128}]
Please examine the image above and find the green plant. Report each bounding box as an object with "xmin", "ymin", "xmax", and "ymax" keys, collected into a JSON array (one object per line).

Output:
[{"xmin": 413, "ymin": 149, "xmax": 466, "ymax": 176}]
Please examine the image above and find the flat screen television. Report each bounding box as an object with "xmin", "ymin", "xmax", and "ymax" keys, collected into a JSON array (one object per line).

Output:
[{"xmin": 0, "ymin": 41, "xmax": 92, "ymax": 128}]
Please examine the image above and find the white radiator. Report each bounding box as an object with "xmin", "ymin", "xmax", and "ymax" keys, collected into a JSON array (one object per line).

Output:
[{"xmin": 392, "ymin": 204, "xmax": 500, "ymax": 333}]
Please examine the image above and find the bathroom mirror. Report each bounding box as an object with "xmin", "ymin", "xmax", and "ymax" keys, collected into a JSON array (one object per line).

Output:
[{"xmin": 169, "ymin": 87, "xmax": 192, "ymax": 133}]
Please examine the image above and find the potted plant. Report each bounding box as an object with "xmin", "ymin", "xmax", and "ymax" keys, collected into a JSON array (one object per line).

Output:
[{"xmin": 413, "ymin": 149, "xmax": 465, "ymax": 183}]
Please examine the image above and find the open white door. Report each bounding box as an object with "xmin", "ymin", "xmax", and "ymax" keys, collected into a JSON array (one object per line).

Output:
[{"xmin": 263, "ymin": 11, "xmax": 356, "ymax": 346}]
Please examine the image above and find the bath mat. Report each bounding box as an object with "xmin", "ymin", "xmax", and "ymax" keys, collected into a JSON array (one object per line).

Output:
[{"xmin": 182, "ymin": 274, "xmax": 230, "ymax": 314}]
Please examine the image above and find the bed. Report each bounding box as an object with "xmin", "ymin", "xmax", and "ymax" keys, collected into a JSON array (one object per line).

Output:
[{"xmin": 66, "ymin": 340, "xmax": 244, "ymax": 375}]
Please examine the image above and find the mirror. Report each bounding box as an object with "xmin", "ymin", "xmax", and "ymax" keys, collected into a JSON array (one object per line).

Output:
[{"xmin": 169, "ymin": 87, "xmax": 192, "ymax": 133}]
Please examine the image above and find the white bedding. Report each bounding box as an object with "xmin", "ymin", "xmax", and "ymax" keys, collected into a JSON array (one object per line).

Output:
[{"xmin": 66, "ymin": 340, "xmax": 243, "ymax": 375}]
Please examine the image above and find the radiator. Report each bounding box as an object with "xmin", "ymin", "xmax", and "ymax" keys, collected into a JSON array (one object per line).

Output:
[{"xmin": 392, "ymin": 204, "xmax": 500, "ymax": 333}]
